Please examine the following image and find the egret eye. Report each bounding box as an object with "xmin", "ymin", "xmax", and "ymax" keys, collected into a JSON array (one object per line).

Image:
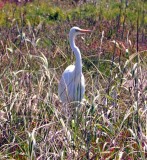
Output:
[{"xmin": 75, "ymin": 29, "xmax": 79, "ymax": 32}]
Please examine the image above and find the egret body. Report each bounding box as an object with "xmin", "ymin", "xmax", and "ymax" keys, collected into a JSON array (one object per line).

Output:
[{"xmin": 58, "ymin": 27, "xmax": 91, "ymax": 103}]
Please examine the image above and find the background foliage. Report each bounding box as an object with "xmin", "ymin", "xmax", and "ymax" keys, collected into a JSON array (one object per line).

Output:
[{"xmin": 0, "ymin": 0, "xmax": 147, "ymax": 159}]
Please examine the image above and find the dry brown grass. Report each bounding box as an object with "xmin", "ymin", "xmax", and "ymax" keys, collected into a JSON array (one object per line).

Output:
[{"xmin": 0, "ymin": 0, "xmax": 147, "ymax": 159}]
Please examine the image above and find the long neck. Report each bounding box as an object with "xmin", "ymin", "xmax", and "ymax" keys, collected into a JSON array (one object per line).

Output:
[{"xmin": 69, "ymin": 35, "xmax": 82, "ymax": 75}]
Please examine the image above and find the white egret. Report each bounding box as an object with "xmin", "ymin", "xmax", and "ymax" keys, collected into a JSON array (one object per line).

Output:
[{"xmin": 58, "ymin": 26, "xmax": 91, "ymax": 103}]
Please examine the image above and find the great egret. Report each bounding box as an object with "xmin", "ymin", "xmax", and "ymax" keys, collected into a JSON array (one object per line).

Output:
[{"xmin": 58, "ymin": 26, "xmax": 91, "ymax": 103}]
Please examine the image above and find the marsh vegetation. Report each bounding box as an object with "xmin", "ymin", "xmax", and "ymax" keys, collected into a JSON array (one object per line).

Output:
[{"xmin": 0, "ymin": 0, "xmax": 147, "ymax": 159}]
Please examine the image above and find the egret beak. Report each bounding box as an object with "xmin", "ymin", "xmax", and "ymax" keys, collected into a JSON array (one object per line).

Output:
[{"xmin": 79, "ymin": 29, "xmax": 91, "ymax": 33}]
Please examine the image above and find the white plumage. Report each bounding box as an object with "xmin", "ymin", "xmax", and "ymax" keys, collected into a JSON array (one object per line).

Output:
[{"xmin": 58, "ymin": 26, "xmax": 91, "ymax": 103}]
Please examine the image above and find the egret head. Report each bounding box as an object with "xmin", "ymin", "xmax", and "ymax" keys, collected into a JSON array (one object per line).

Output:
[{"xmin": 69, "ymin": 26, "xmax": 91, "ymax": 38}]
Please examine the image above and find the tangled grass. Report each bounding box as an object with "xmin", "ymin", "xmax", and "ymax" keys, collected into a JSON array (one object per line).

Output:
[{"xmin": 0, "ymin": 0, "xmax": 147, "ymax": 159}]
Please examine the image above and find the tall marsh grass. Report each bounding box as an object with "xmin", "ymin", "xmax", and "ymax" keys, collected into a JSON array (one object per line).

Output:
[{"xmin": 0, "ymin": 0, "xmax": 147, "ymax": 159}]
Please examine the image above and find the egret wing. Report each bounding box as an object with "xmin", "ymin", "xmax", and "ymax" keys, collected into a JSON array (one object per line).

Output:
[{"xmin": 58, "ymin": 65, "xmax": 75, "ymax": 103}]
